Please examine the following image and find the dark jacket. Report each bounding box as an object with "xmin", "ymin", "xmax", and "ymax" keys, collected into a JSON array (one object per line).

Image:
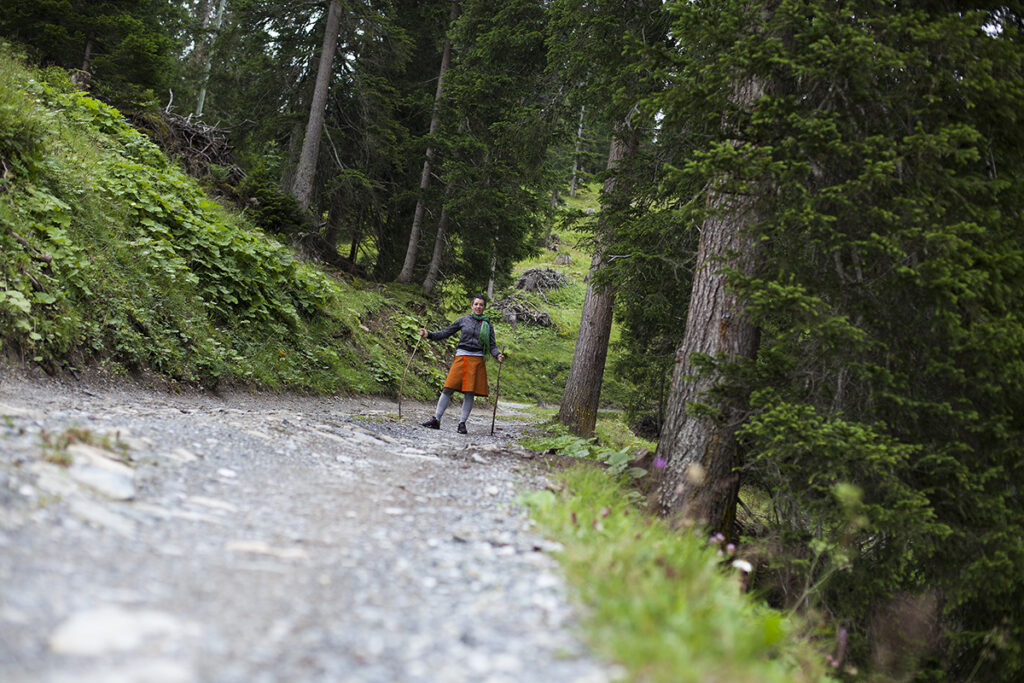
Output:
[{"xmin": 428, "ymin": 315, "xmax": 499, "ymax": 358}]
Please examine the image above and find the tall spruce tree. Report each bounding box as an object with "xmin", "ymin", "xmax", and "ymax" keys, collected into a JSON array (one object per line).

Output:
[
  {"xmin": 432, "ymin": 0, "xmax": 556, "ymax": 292},
  {"xmin": 547, "ymin": 0, "xmax": 669, "ymax": 436},
  {"xmin": 650, "ymin": 0, "xmax": 1024, "ymax": 677},
  {"xmin": 397, "ymin": 0, "xmax": 458, "ymax": 285},
  {"xmin": 291, "ymin": 0, "xmax": 343, "ymax": 211}
]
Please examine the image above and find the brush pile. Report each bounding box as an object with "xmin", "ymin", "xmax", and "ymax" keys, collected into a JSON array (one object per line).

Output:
[
  {"xmin": 514, "ymin": 268, "xmax": 567, "ymax": 293},
  {"xmin": 492, "ymin": 293, "xmax": 553, "ymax": 327},
  {"xmin": 130, "ymin": 110, "xmax": 244, "ymax": 183}
]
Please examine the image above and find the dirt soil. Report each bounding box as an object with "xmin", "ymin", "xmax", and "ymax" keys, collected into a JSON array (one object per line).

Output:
[{"xmin": 0, "ymin": 364, "xmax": 612, "ymax": 683}]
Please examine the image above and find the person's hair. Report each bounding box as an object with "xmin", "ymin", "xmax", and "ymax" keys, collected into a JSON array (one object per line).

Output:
[{"xmin": 471, "ymin": 294, "xmax": 487, "ymax": 305}]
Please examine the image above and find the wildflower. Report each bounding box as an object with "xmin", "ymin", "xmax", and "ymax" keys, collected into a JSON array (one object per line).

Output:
[
  {"xmin": 653, "ymin": 456, "xmax": 667, "ymax": 469},
  {"xmin": 726, "ymin": 543, "xmax": 736, "ymax": 554},
  {"xmin": 732, "ymin": 559, "xmax": 753, "ymax": 573}
]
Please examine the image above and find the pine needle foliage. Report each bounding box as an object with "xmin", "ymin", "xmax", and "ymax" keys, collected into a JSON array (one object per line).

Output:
[{"xmin": 648, "ymin": 1, "xmax": 1024, "ymax": 678}]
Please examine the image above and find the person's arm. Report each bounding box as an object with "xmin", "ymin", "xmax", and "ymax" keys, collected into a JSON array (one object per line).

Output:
[
  {"xmin": 489, "ymin": 324, "xmax": 500, "ymax": 359},
  {"xmin": 424, "ymin": 317, "xmax": 463, "ymax": 341}
]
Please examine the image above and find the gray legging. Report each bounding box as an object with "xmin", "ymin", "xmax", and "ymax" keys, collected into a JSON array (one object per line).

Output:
[{"xmin": 434, "ymin": 387, "xmax": 475, "ymax": 423}]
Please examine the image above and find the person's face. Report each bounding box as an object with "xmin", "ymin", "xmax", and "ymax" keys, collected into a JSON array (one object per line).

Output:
[{"xmin": 471, "ymin": 298, "xmax": 485, "ymax": 315}]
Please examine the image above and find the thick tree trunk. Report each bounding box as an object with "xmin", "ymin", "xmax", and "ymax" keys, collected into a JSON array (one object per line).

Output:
[
  {"xmin": 570, "ymin": 104, "xmax": 585, "ymax": 197},
  {"xmin": 194, "ymin": 0, "xmax": 228, "ymax": 117},
  {"xmin": 656, "ymin": 76, "xmax": 765, "ymax": 532},
  {"xmin": 291, "ymin": 0, "xmax": 344, "ymax": 211},
  {"xmin": 397, "ymin": 0, "xmax": 459, "ymax": 283},
  {"xmin": 557, "ymin": 133, "xmax": 635, "ymax": 437}
]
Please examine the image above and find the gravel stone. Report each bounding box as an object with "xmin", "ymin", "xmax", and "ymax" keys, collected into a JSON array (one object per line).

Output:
[{"xmin": 0, "ymin": 370, "xmax": 609, "ymax": 682}]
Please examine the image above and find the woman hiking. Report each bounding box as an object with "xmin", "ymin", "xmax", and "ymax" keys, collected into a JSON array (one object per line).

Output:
[{"xmin": 420, "ymin": 295, "xmax": 505, "ymax": 434}]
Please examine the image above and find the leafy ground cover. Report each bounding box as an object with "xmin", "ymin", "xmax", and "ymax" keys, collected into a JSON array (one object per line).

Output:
[
  {"xmin": 0, "ymin": 46, "xmax": 446, "ymax": 400},
  {"xmin": 518, "ymin": 417, "xmax": 835, "ymax": 680}
]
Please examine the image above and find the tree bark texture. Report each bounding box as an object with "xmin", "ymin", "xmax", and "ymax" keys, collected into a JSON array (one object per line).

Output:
[
  {"xmin": 557, "ymin": 132, "xmax": 635, "ymax": 437},
  {"xmin": 194, "ymin": 0, "xmax": 228, "ymax": 117},
  {"xmin": 422, "ymin": 192, "xmax": 452, "ymax": 294},
  {"xmin": 291, "ymin": 0, "xmax": 343, "ymax": 211},
  {"xmin": 570, "ymin": 105, "xmax": 585, "ymax": 197},
  {"xmin": 656, "ymin": 76, "xmax": 765, "ymax": 532},
  {"xmin": 81, "ymin": 38, "xmax": 94, "ymax": 72},
  {"xmin": 189, "ymin": 0, "xmax": 215, "ymax": 68},
  {"xmin": 397, "ymin": 0, "xmax": 459, "ymax": 283},
  {"xmin": 486, "ymin": 244, "xmax": 497, "ymax": 300}
]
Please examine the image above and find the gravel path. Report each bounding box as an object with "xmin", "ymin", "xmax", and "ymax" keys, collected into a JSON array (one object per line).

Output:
[{"xmin": 0, "ymin": 368, "xmax": 611, "ymax": 682}]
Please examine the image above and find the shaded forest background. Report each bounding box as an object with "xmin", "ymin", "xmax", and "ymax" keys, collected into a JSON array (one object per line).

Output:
[{"xmin": 2, "ymin": 1, "xmax": 1023, "ymax": 680}]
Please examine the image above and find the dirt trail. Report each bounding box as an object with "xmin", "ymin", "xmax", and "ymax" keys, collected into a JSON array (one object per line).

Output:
[{"xmin": 0, "ymin": 368, "xmax": 610, "ymax": 683}]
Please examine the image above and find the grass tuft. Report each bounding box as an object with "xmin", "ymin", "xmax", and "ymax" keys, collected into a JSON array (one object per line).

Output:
[{"xmin": 521, "ymin": 466, "xmax": 831, "ymax": 682}]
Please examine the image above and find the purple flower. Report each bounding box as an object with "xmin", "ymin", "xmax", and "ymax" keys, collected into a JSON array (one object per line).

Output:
[
  {"xmin": 726, "ymin": 543, "xmax": 736, "ymax": 554},
  {"xmin": 653, "ymin": 456, "xmax": 667, "ymax": 469}
]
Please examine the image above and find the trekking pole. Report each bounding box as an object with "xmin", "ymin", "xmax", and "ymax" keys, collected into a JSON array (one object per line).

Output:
[
  {"xmin": 490, "ymin": 347, "xmax": 506, "ymax": 436},
  {"xmin": 397, "ymin": 333, "xmax": 423, "ymax": 420}
]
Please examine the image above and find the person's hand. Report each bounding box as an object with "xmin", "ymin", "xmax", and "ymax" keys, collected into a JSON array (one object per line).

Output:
[
  {"xmin": 419, "ymin": 328, "xmax": 428, "ymax": 338},
  {"xmin": 497, "ymin": 353, "xmax": 505, "ymax": 364}
]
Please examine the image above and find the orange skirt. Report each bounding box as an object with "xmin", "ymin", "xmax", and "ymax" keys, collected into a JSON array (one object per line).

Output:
[{"xmin": 444, "ymin": 355, "xmax": 489, "ymax": 396}]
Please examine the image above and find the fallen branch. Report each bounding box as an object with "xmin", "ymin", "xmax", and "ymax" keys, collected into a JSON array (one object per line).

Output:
[
  {"xmin": 18, "ymin": 264, "xmax": 46, "ymax": 293},
  {"xmin": 7, "ymin": 229, "xmax": 53, "ymax": 264},
  {"xmin": 0, "ymin": 157, "xmax": 11, "ymax": 193}
]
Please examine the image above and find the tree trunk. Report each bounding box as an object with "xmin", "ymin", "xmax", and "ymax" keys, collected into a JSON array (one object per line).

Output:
[
  {"xmin": 81, "ymin": 38, "xmax": 94, "ymax": 71},
  {"xmin": 570, "ymin": 104, "xmax": 585, "ymax": 197},
  {"xmin": 557, "ymin": 132, "xmax": 635, "ymax": 437},
  {"xmin": 323, "ymin": 201, "xmax": 341, "ymax": 252},
  {"xmin": 422, "ymin": 192, "xmax": 452, "ymax": 294},
  {"xmin": 656, "ymin": 75, "xmax": 765, "ymax": 532},
  {"xmin": 190, "ymin": 0, "xmax": 215, "ymax": 68},
  {"xmin": 280, "ymin": 120, "xmax": 304, "ymax": 191},
  {"xmin": 349, "ymin": 222, "xmax": 361, "ymax": 262},
  {"xmin": 397, "ymin": 0, "xmax": 459, "ymax": 283},
  {"xmin": 194, "ymin": 0, "xmax": 228, "ymax": 117},
  {"xmin": 291, "ymin": 0, "xmax": 344, "ymax": 211},
  {"xmin": 486, "ymin": 243, "xmax": 497, "ymax": 300}
]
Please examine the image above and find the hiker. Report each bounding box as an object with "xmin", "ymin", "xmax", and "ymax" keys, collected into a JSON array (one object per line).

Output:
[{"xmin": 420, "ymin": 295, "xmax": 505, "ymax": 434}]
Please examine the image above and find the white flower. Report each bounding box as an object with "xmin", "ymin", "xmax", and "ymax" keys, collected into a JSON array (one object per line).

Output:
[{"xmin": 732, "ymin": 559, "xmax": 753, "ymax": 573}]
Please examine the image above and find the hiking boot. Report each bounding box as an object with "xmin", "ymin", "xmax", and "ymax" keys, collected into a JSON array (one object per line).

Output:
[
  {"xmin": 422, "ymin": 417, "xmax": 440, "ymax": 429},
  {"xmin": 457, "ymin": 422, "xmax": 468, "ymax": 434}
]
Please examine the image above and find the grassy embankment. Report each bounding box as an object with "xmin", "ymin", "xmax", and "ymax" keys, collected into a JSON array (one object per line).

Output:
[
  {"xmin": 0, "ymin": 42, "xmax": 615, "ymax": 409},
  {"xmin": 0, "ymin": 46, "xmax": 486, "ymax": 403},
  {"xmin": 0, "ymin": 46, "xmax": 829, "ymax": 680}
]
